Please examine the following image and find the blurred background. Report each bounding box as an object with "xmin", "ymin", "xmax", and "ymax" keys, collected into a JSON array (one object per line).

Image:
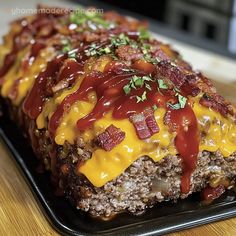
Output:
[{"xmin": 80, "ymin": 0, "xmax": 236, "ymax": 58}]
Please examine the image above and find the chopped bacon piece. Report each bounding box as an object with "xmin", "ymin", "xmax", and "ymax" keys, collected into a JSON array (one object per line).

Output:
[
  {"xmin": 130, "ymin": 113, "xmax": 151, "ymax": 139},
  {"xmin": 143, "ymin": 107, "xmax": 159, "ymax": 134},
  {"xmin": 157, "ymin": 61, "xmax": 200, "ymax": 97},
  {"xmin": 157, "ymin": 61, "xmax": 185, "ymax": 88},
  {"xmin": 181, "ymin": 74, "xmax": 200, "ymax": 97},
  {"xmin": 96, "ymin": 125, "xmax": 125, "ymax": 151},
  {"xmin": 130, "ymin": 108, "xmax": 159, "ymax": 140},
  {"xmin": 200, "ymin": 93, "xmax": 230, "ymax": 117}
]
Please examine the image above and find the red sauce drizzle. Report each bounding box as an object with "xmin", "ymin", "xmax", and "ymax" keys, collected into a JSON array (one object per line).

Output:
[{"xmin": 166, "ymin": 105, "xmax": 199, "ymax": 194}]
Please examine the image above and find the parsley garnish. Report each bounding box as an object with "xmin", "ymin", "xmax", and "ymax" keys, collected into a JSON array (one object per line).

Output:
[
  {"xmin": 123, "ymin": 84, "xmax": 131, "ymax": 95},
  {"xmin": 157, "ymin": 79, "xmax": 168, "ymax": 89},
  {"xmin": 99, "ymin": 46, "xmax": 111, "ymax": 54},
  {"xmin": 138, "ymin": 28, "xmax": 150, "ymax": 40},
  {"xmin": 140, "ymin": 44, "xmax": 160, "ymax": 64},
  {"xmin": 68, "ymin": 49, "xmax": 77, "ymax": 58},
  {"xmin": 145, "ymin": 83, "xmax": 152, "ymax": 91},
  {"xmin": 136, "ymin": 91, "xmax": 147, "ymax": 103},
  {"xmin": 61, "ymin": 40, "xmax": 77, "ymax": 58},
  {"xmin": 167, "ymin": 102, "xmax": 181, "ymax": 110},
  {"xmin": 85, "ymin": 33, "xmax": 133, "ymax": 57},
  {"xmin": 167, "ymin": 94, "xmax": 187, "ymax": 110},
  {"xmin": 85, "ymin": 43, "xmax": 112, "ymax": 57},
  {"xmin": 85, "ymin": 43, "xmax": 97, "ymax": 56},
  {"xmin": 123, "ymin": 75, "xmax": 153, "ymax": 95},
  {"xmin": 141, "ymin": 44, "xmax": 150, "ymax": 54},
  {"xmin": 178, "ymin": 94, "xmax": 187, "ymax": 108},
  {"xmin": 61, "ymin": 39, "xmax": 71, "ymax": 53},
  {"xmin": 152, "ymin": 104, "xmax": 158, "ymax": 111},
  {"xmin": 70, "ymin": 8, "xmax": 110, "ymax": 29},
  {"xmin": 111, "ymin": 33, "xmax": 130, "ymax": 47}
]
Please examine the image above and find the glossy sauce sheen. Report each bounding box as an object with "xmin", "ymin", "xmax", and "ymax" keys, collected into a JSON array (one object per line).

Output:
[{"xmin": 167, "ymin": 106, "xmax": 199, "ymax": 193}]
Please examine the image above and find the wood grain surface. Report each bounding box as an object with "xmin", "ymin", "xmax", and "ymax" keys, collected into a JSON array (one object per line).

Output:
[{"xmin": 0, "ymin": 80, "xmax": 235, "ymax": 236}]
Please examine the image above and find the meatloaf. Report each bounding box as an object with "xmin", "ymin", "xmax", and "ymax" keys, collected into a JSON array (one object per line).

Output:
[{"xmin": 0, "ymin": 5, "xmax": 236, "ymax": 218}]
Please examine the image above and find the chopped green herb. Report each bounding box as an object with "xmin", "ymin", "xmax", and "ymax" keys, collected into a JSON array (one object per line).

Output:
[
  {"xmin": 145, "ymin": 83, "xmax": 152, "ymax": 91},
  {"xmin": 85, "ymin": 43, "xmax": 97, "ymax": 56},
  {"xmin": 62, "ymin": 45, "xmax": 71, "ymax": 53},
  {"xmin": 141, "ymin": 44, "xmax": 160, "ymax": 64},
  {"xmin": 143, "ymin": 54, "xmax": 160, "ymax": 64},
  {"xmin": 173, "ymin": 87, "xmax": 181, "ymax": 93},
  {"xmin": 99, "ymin": 46, "xmax": 111, "ymax": 54},
  {"xmin": 68, "ymin": 51, "xmax": 76, "ymax": 58},
  {"xmin": 142, "ymin": 75, "xmax": 153, "ymax": 82},
  {"xmin": 157, "ymin": 79, "xmax": 168, "ymax": 89},
  {"xmin": 123, "ymin": 75, "xmax": 153, "ymax": 96},
  {"xmin": 85, "ymin": 43, "xmax": 112, "ymax": 57},
  {"xmin": 61, "ymin": 39, "xmax": 71, "ymax": 53},
  {"xmin": 136, "ymin": 91, "xmax": 147, "ymax": 103},
  {"xmin": 133, "ymin": 76, "xmax": 144, "ymax": 87},
  {"xmin": 152, "ymin": 104, "xmax": 158, "ymax": 111},
  {"xmin": 178, "ymin": 94, "xmax": 187, "ymax": 108},
  {"xmin": 142, "ymin": 90, "xmax": 147, "ymax": 100},
  {"xmin": 141, "ymin": 44, "xmax": 151, "ymax": 54},
  {"xmin": 70, "ymin": 8, "xmax": 110, "ymax": 29},
  {"xmin": 167, "ymin": 94, "xmax": 187, "ymax": 110},
  {"xmin": 68, "ymin": 48, "xmax": 78, "ymax": 58},
  {"xmin": 138, "ymin": 28, "xmax": 150, "ymax": 40},
  {"xmin": 130, "ymin": 40, "xmax": 139, "ymax": 49},
  {"xmin": 111, "ymin": 33, "xmax": 130, "ymax": 47},
  {"xmin": 123, "ymin": 84, "xmax": 131, "ymax": 95},
  {"xmin": 167, "ymin": 102, "xmax": 181, "ymax": 110}
]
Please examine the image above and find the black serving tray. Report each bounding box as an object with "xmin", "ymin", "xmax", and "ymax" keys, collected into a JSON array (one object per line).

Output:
[{"xmin": 1, "ymin": 115, "xmax": 236, "ymax": 236}]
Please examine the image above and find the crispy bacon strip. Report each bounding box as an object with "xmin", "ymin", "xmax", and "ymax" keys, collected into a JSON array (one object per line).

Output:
[
  {"xmin": 96, "ymin": 125, "xmax": 125, "ymax": 151},
  {"xmin": 157, "ymin": 61, "xmax": 200, "ymax": 97},
  {"xmin": 130, "ymin": 108, "xmax": 159, "ymax": 139},
  {"xmin": 130, "ymin": 113, "xmax": 151, "ymax": 139},
  {"xmin": 143, "ymin": 107, "xmax": 159, "ymax": 134},
  {"xmin": 199, "ymin": 93, "xmax": 231, "ymax": 117}
]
